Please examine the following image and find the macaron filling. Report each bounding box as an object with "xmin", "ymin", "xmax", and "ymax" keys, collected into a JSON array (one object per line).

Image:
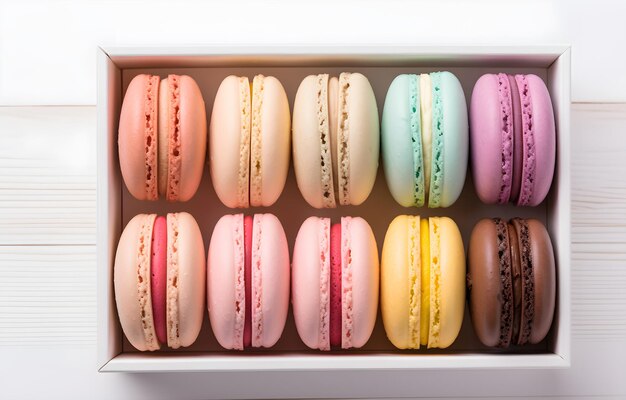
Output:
[
  {"xmin": 508, "ymin": 75, "xmax": 524, "ymax": 203},
  {"xmin": 493, "ymin": 218, "xmax": 514, "ymax": 347},
  {"xmin": 419, "ymin": 218, "xmax": 430, "ymax": 347},
  {"xmin": 151, "ymin": 215, "xmax": 168, "ymax": 346},
  {"xmin": 243, "ymin": 215, "xmax": 253, "ymax": 348},
  {"xmin": 329, "ymin": 222, "xmax": 342, "ymax": 348},
  {"xmin": 507, "ymin": 221, "xmax": 523, "ymax": 344},
  {"xmin": 513, "ymin": 218, "xmax": 535, "ymax": 345}
]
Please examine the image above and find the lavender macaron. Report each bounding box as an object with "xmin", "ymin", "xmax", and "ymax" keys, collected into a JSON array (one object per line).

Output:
[{"xmin": 469, "ymin": 74, "xmax": 556, "ymax": 206}]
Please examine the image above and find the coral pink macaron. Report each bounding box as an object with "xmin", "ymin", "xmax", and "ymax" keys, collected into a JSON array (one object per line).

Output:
[
  {"xmin": 207, "ymin": 213, "xmax": 290, "ymax": 350},
  {"xmin": 470, "ymin": 73, "xmax": 556, "ymax": 206},
  {"xmin": 119, "ymin": 74, "xmax": 207, "ymax": 202},
  {"xmin": 114, "ymin": 212, "xmax": 205, "ymax": 351},
  {"xmin": 292, "ymin": 216, "xmax": 379, "ymax": 350}
]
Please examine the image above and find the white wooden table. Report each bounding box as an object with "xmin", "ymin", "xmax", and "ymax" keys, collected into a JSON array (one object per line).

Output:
[{"xmin": 1, "ymin": 1, "xmax": 626, "ymax": 398}]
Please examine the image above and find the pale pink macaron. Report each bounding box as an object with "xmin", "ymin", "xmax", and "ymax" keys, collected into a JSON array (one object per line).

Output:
[
  {"xmin": 114, "ymin": 212, "xmax": 205, "ymax": 351},
  {"xmin": 119, "ymin": 74, "xmax": 207, "ymax": 201},
  {"xmin": 207, "ymin": 213, "xmax": 290, "ymax": 350},
  {"xmin": 209, "ymin": 75, "xmax": 290, "ymax": 208},
  {"xmin": 292, "ymin": 216, "xmax": 379, "ymax": 350}
]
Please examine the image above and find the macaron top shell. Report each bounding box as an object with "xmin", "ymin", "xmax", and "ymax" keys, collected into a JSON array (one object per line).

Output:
[
  {"xmin": 167, "ymin": 212, "xmax": 206, "ymax": 348},
  {"xmin": 341, "ymin": 73, "xmax": 380, "ymax": 206},
  {"xmin": 520, "ymin": 75, "xmax": 556, "ymax": 207},
  {"xmin": 341, "ymin": 216, "xmax": 379, "ymax": 348},
  {"xmin": 158, "ymin": 75, "xmax": 207, "ymax": 202},
  {"xmin": 381, "ymin": 74, "xmax": 421, "ymax": 207},
  {"xmin": 118, "ymin": 74, "xmax": 160, "ymax": 201},
  {"xmin": 114, "ymin": 213, "xmax": 159, "ymax": 351},
  {"xmin": 251, "ymin": 213, "xmax": 290, "ymax": 347},
  {"xmin": 432, "ymin": 216, "xmax": 466, "ymax": 348},
  {"xmin": 291, "ymin": 216, "xmax": 331, "ymax": 349},
  {"xmin": 210, "ymin": 76, "xmax": 250, "ymax": 208},
  {"xmin": 439, "ymin": 72, "xmax": 469, "ymax": 208}
]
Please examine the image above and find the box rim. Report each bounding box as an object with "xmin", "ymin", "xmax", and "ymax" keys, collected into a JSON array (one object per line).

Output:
[{"xmin": 97, "ymin": 45, "xmax": 572, "ymax": 373}]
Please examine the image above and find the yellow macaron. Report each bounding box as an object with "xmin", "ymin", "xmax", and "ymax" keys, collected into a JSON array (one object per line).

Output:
[{"xmin": 381, "ymin": 215, "xmax": 465, "ymax": 349}]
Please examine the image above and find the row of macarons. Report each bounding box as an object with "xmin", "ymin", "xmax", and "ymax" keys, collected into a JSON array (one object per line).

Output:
[
  {"xmin": 115, "ymin": 211, "xmax": 556, "ymax": 352},
  {"xmin": 119, "ymin": 71, "xmax": 556, "ymax": 209}
]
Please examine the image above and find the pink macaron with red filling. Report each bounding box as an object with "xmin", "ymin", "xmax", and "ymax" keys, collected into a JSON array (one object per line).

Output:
[
  {"xmin": 114, "ymin": 212, "xmax": 205, "ymax": 351},
  {"xmin": 207, "ymin": 213, "xmax": 290, "ymax": 350},
  {"xmin": 292, "ymin": 216, "xmax": 379, "ymax": 350},
  {"xmin": 470, "ymin": 73, "xmax": 556, "ymax": 206}
]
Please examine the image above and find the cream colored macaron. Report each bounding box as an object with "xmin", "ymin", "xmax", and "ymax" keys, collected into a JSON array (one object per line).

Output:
[
  {"xmin": 210, "ymin": 75, "xmax": 290, "ymax": 208},
  {"xmin": 381, "ymin": 215, "xmax": 465, "ymax": 349},
  {"xmin": 292, "ymin": 73, "xmax": 379, "ymax": 208}
]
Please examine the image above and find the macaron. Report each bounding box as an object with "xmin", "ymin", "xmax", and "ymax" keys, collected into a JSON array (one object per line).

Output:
[
  {"xmin": 292, "ymin": 73, "xmax": 380, "ymax": 208},
  {"xmin": 114, "ymin": 212, "xmax": 205, "ymax": 351},
  {"xmin": 382, "ymin": 72, "xmax": 469, "ymax": 208},
  {"xmin": 381, "ymin": 215, "xmax": 465, "ymax": 349},
  {"xmin": 210, "ymin": 75, "xmax": 290, "ymax": 208},
  {"xmin": 292, "ymin": 216, "xmax": 379, "ymax": 350},
  {"xmin": 467, "ymin": 218, "xmax": 556, "ymax": 348},
  {"xmin": 470, "ymin": 73, "xmax": 556, "ymax": 206},
  {"xmin": 207, "ymin": 213, "xmax": 290, "ymax": 350},
  {"xmin": 119, "ymin": 74, "xmax": 207, "ymax": 202}
]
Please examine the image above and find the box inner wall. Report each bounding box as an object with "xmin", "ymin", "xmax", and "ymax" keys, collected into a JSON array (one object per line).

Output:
[{"xmin": 118, "ymin": 65, "xmax": 552, "ymax": 355}]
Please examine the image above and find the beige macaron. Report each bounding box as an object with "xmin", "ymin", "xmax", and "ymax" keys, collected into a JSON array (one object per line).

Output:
[
  {"xmin": 114, "ymin": 212, "xmax": 205, "ymax": 351},
  {"xmin": 292, "ymin": 73, "xmax": 379, "ymax": 208}
]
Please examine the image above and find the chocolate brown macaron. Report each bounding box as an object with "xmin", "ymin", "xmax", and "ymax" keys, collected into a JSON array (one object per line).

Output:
[{"xmin": 467, "ymin": 218, "xmax": 556, "ymax": 348}]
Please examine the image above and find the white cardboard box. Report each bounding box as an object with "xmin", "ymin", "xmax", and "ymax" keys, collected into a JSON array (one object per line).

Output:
[{"xmin": 97, "ymin": 45, "xmax": 571, "ymax": 372}]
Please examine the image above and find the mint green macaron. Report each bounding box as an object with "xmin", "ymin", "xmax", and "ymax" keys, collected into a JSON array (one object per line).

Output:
[{"xmin": 382, "ymin": 72, "xmax": 468, "ymax": 208}]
